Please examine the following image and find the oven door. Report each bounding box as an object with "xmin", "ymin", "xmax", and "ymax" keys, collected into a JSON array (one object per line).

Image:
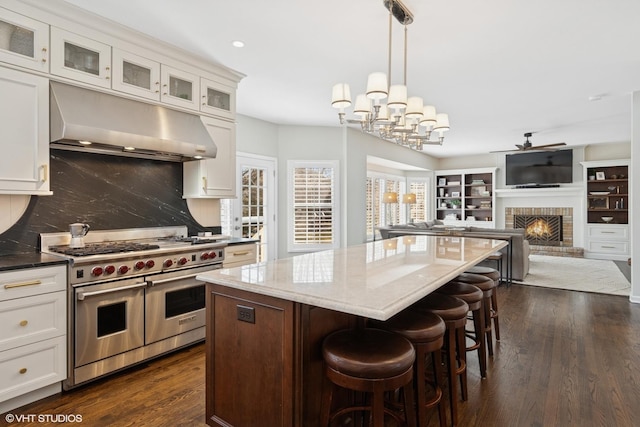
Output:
[
  {"xmin": 145, "ymin": 264, "xmax": 220, "ymax": 345},
  {"xmin": 74, "ymin": 278, "xmax": 146, "ymax": 367}
]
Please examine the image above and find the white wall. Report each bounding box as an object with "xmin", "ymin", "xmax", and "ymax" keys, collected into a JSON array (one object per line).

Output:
[{"xmin": 631, "ymin": 94, "xmax": 639, "ymax": 303}]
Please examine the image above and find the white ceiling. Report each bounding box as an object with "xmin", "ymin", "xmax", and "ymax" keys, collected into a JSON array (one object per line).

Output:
[{"xmin": 62, "ymin": 0, "xmax": 640, "ymax": 158}]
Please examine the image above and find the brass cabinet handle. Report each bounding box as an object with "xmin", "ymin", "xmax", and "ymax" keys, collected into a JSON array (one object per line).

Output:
[
  {"xmin": 231, "ymin": 251, "xmax": 250, "ymax": 256},
  {"xmin": 19, "ymin": 320, "xmax": 28, "ymax": 327},
  {"xmin": 4, "ymin": 279, "xmax": 42, "ymax": 289},
  {"xmin": 19, "ymin": 368, "xmax": 27, "ymax": 374}
]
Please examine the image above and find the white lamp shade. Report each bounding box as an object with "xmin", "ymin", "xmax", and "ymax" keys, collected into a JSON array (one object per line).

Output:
[
  {"xmin": 366, "ymin": 72, "xmax": 388, "ymax": 100},
  {"xmin": 402, "ymin": 193, "xmax": 416, "ymax": 204},
  {"xmin": 387, "ymin": 85, "xmax": 407, "ymax": 110},
  {"xmin": 405, "ymin": 97, "xmax": 424, "ymax": 119},
  {"xmin": 382, "ymin": 192, "xmax": 398, "ymax": 203},
  {"xmin": 331, "ymin": 83, "xmax": 351, "ymax": 109},
  {"xmin": 353, "ymin": 94, "xmax": 371, "ymax": 117},
  {"xmin": 434, "ymin": 113, "xmax": 450, "ymax": 131},
  {"xmin": 419, "ymin": 105, "xmax": 437, "ymax": 127}
]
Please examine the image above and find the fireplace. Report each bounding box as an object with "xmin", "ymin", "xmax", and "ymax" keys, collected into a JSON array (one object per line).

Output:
[{"xmin": 514, "ymin": 214, "xmax": 563, "ymax": 246}]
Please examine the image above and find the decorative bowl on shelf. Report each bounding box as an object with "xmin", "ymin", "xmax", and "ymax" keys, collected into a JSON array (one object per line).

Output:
[
  {"xmin": 467, "ymin": 205, "xmax": 477, "ymax": 209},
  {"xmin": 589, "ymin": 191, "xmax": 610, "ymax": 195},
  {"xmin": 601, "ymin": 216, "xmax": 614, "ymax": 223}
]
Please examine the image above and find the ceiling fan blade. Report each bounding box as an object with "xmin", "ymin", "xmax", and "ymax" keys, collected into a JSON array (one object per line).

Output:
[
  {"xmin": 515, "ymin": 144, "xmax": 524, "ymax": 150},
  {"xmin": 490, "ymin": 148, "xmax": 520, "ymax": 153},
  {"xmin": 531, "ymin": 142, "xmax": 566, "ymax": 149}
]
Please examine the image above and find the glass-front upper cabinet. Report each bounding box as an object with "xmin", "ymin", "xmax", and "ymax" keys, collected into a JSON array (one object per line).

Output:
[
  {"xmin": 160, "ymin": 64, "xmax": 199, "ymax": 110},
  {"xmin": 200, "ymin": 77, "xmax": 235, "ymax": 119},
  {"xmin": 112, "ymin": 49, "xmax": 161, "ymax": 101},
  {"xmin": 50, "ymin": 27, "xmax": 111, "ymax": 88},
  {"xmin": 0, "ymin": 7, "xmax": 49, "ymax": 72}
]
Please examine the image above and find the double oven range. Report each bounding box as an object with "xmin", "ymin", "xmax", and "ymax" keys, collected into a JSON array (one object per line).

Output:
[{"xmin": 40, "ymin": 226, "xmax": 226, "ymax": 389}]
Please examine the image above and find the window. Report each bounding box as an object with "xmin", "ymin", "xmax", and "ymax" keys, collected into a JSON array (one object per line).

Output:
[
  {"xmin": 288, "ymin": 160, "xmax": 340, "ymax": 252},
  {"xmin": 407, "ymin": 178, "xmax": 430, "ymax": 223}
]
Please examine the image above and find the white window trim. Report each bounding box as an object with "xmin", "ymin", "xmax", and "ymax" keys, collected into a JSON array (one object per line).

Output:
[{"xmin": 287, "ymin": 160, "xmax": 340, "ymax": 252}]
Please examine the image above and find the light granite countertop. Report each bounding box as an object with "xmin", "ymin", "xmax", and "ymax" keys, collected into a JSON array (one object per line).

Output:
[{"xmin": 198, "ymin": 235, "xmax": 507, "ymax": 321}]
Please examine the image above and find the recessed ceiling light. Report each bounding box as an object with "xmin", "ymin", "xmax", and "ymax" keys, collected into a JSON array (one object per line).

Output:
[{"xmin": 232, "ymin": 40, "xmax": 245, "ymax": 48}]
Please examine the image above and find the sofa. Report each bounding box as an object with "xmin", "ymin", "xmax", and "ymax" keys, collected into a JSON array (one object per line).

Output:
[{"xmin": 378, "ymin": 222, "xmax": 530, "ymax": 281}]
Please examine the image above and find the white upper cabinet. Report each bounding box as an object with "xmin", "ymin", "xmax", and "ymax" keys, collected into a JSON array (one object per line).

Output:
[
  {"xmin": 0, "ymin": 66, "xmax": 51, "ymax": 195},
  {"xmin": 183, "ymin": 116, "xmax": 236, "ymax": 198},
  {"xmin": 111, "ymin": 49, "xmax": 160, "ymax": 101},
  {"xmin": 0, "ymin": 7, "xmax": 49, "ymax": 72},
  {"xmin": 160, "ymin": 64, "xmax": 199, "ymax": 110},
  {"xmin": 50, "ymin": 27, "xmax": 111, "ymax": 88},
  {"xmin": 200, "ymin": 77, "xmax": 235, "ymax": 119}
]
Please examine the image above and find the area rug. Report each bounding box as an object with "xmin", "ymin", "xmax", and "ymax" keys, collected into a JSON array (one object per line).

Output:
[{"xmin": 517, "ymin": 254, "xmax": 631, "ymax": 296}]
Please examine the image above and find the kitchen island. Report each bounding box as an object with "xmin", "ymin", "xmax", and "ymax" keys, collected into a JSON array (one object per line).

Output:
[{"xmin": 197, "ymin": 235, "xmax": 507, "ymax": 427}]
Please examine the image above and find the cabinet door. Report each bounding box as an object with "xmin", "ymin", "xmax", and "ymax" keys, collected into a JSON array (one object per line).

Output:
[
  {"xmin": 183, "ymin": 117, "xmax": 236, "ymax": 198},
  {"xmin": 160, "ymin": 64, "xmax": 199, "ymax": 110},
  {"xmin": 0, "ymin": 7, "xmax": 49, "ymax": 72},
  {"xmin": 111, "ymin": 49, "xmax": 161, "ymax": 101},
  {"xmin": 200, "ymin": 77, "xmax": 235, "ymax": 119},
  {"xmin": 0, "ymin": 67, "xmax": 50, "ymax": 194},
  {"xmin": 50, "ymin": 27, "xmax": 111, "ymax": 88}
]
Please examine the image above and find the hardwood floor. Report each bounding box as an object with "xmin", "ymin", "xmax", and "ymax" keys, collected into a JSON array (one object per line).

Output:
[{"xmin": 4, "ymin": 284, "xmax": 640, "ymax": 426}]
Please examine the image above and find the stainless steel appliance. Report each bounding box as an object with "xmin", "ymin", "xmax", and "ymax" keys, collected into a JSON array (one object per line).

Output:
[{"xmin": 40, "ymin": 226, "xmax": 227, "ymax": 389}]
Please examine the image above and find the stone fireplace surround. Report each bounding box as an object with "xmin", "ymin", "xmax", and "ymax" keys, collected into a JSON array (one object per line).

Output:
[{"xmin": 505, "ymin": 207, "xmax": 582, "ymax": 256}]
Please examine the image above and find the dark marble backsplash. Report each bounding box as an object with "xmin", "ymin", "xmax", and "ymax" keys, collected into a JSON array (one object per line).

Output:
[{"xmin": 0, "ymin": 149, "xmax": 220, "ymax": 255}]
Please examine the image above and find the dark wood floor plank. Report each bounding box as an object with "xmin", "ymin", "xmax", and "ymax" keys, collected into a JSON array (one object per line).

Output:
[{"xmin": 3, "ymin": 284, "xmax": 640, "ymax": 427}]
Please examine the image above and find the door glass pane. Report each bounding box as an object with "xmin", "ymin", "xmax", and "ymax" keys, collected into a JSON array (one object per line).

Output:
[
  {"xmin": 97, "ymin": 302, "xmax": 126, "ymax": 337},
  {"xmin": 206, "ymin": 87, "xmax": 230, "ymax": 110},
  {"xmin": 165, "ymin": 285, "xmax": 205, "ymax": 318},
  {"xmin": 64, "ymin": 42, "xmax": 99, "ymax": 75},
  {"xmin": 123, "ymin": 60, "xmax": 151, "ymax": 90},
  {"xmin": 169, "ymin": 75, "xmax": 192, "ymax": 100},
  {"xmin": 0, "ymin": 20, "xmax": 34, "ymax": 58}
]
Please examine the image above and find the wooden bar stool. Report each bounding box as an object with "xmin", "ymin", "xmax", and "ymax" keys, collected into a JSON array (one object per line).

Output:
[
  {"xmin": 463, "ymin": 266, "xmax": 502, "ymax": 343},
  {"xmin": 321, "ymin": 328, "xmax": 417, "ymax": 427},
  {"xmin": 436, "ymin": 282, "xmax": 487, "ymax": 380},
  {"xmin": 410, "ymin": 293, "xmax": 468, "ymax": 427},
  {"xmin": 370, "ymin": 310, "xmax": 447, "ymax": 427}
]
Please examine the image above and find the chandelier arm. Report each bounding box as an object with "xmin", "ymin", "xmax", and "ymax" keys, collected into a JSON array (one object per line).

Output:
[{"xmin": 404, "ymin": 23, "xmax": 408, "ymax": 86}]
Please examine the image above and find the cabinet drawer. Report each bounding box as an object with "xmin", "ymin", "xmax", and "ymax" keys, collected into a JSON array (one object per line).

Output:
[
  {"xmin": 0, "ymin": 265, "xmax": 66, "ymax": 301},
  {"xmin": 0, "ymin": 335, "xmax": 66, "ymax": 403},
  {"xmin": 0, "ymin": 291, "xmax": 66, "ymax": 352},
  {"xmin": 587, "ymin": 240, "xmax": 629, "ymax": 255},
  {"xmin": 223, "ymin": 244, "xmax": 258, "ymax": 267},
  {"xmin": 587, "ymin": 225, "xmax": 629, "ymax": 240}
]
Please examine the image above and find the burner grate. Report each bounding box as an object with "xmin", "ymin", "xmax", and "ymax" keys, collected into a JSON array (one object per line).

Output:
[{"xmin": 49, "ymin": 242, "xmax": 161, "ymax": 256}]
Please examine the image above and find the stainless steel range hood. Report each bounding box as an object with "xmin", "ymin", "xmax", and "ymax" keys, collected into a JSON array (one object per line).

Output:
[{"xmin": 50, "ymin": 82, "xmax": 217, "ymax": 162}]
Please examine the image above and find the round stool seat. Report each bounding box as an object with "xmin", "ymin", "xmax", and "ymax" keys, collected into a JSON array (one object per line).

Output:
[
  {"xmin": 437, "ymin": 282, "xmax": 483, "ymax": 309},
  {"xmin": 322, "ymin": 328, "xmax": 415, "ymax": 379},
  {"xmin": 465, "ymin": 266, "xmax": 500, "ymax": 282},
  {"xmin": 370, "ymin": 310, "xmax": 445, "ymax": 344},
  {"xmin": 412, "ymin": 293, "xmax": 469, "ymax": 321},
  {"xmin": 455, "ymin": 272, "xmax": 496, "ymax": 293}
]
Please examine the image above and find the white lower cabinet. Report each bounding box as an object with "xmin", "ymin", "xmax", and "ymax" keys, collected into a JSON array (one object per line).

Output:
[
  {"xmin": 0, "ymin": 265, "xmax": 67, "ymax": 413},
  {"xmin": 223, "ymin": 243, "xmax": 258, "ymax": 268},
  {"xmin": 584, "ymin": 224, "xmax": 630, "ymax": 261}
]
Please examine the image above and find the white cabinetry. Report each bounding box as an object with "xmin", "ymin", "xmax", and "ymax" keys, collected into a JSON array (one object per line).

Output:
[
  {"xmin": 435, "ymin": 168, "xmax": 496, "ymax": 228},
  {"xmin": 0, "ymin": 66, "xmax": 51, "ymax": 195},
  {"xmin": 581, "ymin": 159, "xmax": 630, "ymax": 260},
  {"xmin": 223, "ymin": 243, "xmax": 258, "ymax": 268},
  {"xmin": 0, "ymin": 265, "xmax": 67, "ymax": 413},
  {"xmin": 0, "ymin": 7, "xmax": 49, "ymax": 72},
  {"xmin": 50, "ymin": 27, "xmax": 111, "ymax": 88},
  {"xmin": 183, "ymin": 117, "xmax": 236, "ymax": 198},
  {"xmin": 160, "ymin": 64, "xmax": 199, "ymax": 110},
  {"xmin": 200, "ymin": 77, "xmax": 235, "ymax": 120},
  {"xmin": 111, "ymin": 48, "xmax": 160, "ymax": 101}
]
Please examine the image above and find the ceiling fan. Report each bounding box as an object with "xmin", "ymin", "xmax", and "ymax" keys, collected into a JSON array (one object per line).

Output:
[{"xmin": 492, "ymin": 132, "xmax": 567, "ymax": 153}]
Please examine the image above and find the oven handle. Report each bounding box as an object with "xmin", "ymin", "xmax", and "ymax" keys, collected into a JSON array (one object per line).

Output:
[
  {"xmin": 147, "ymin": 267, "xmax": 220, "ymax": 287},
  {"xmin": 77, "ymin": 282, "xmax": 148, "ymax": 301}
]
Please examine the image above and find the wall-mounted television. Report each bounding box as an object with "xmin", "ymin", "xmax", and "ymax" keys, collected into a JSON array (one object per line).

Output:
[{"xmin": 505, "ymin": 149, "xmax": 573, "ymax": 186}]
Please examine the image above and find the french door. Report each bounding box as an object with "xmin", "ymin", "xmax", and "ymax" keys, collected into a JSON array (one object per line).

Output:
[{"xmin": 223, "ymin": 153, "xmax": 277, "ymax": 262}]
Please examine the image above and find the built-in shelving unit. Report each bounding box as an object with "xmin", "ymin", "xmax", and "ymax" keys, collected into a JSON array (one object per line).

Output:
[
  {"xmin": 581, "ymin": 159, "xmax": 630, "ymax": 260},
  {"xmin": 435, "ymin": 168, "xmax": 496, "ymax": 227}
]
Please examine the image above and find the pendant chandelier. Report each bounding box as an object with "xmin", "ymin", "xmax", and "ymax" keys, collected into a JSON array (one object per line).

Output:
[{"xmin": 331, "ymin": 0, "xmax": 450, "ymax": 151}]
